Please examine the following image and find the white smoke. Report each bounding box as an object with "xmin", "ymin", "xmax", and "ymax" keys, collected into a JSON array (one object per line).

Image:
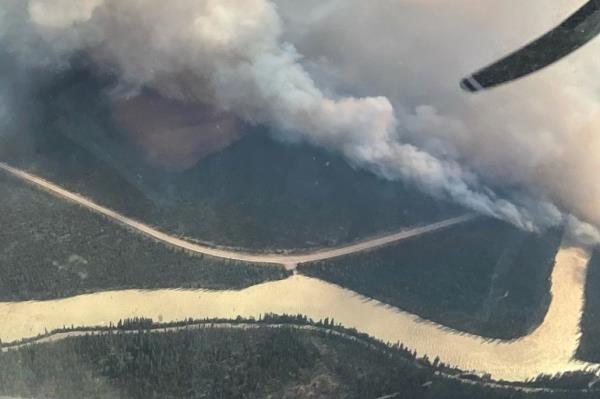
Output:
[
  {"xmin": 2, "ymin": 0, "xmax": 600, "ymax": 243},
  {"xmin": 276, "ymin": 0, "xmax": 600, "ymax": 243}
]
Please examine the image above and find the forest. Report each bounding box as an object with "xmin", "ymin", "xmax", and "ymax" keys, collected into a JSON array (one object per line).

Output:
[
  {"xmin": 577, "ymin": 248, "xmax": 600, "ymax": 362},
  {"xmin": 0, "ymin": 315, "xmax": 597, "ymax": 399},
  {"xmin": 299, "ymin": 218, "xmax": 562, "ymax": 339},
  {"xmin": 0, "ymin": 63, "xmax": 462, "ymax": 252},
  {"xmin": 0, "ymin": 173, "xmax": 289, "ymax": 301}
]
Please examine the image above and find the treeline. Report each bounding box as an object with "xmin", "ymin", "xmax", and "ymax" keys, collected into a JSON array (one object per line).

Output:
[
  {"xmin": 519, "ymin": 371, "xmax": 600, "ymax": 390},
  {"xmin": 0, "ymin": 319, "xmax": 597, "ymax": 399},
  {"xmin": 1, "ymin": 314, "xmax": 405, "ymax": 351},
  {"xmin": 299, "ymin": 218, "xmax": 562, "ymax": 339},
  {"xmin": 0, "ymin": 173, "xmax": 290, "ymax": 302},
  {"xmin": 2, "ymin": 314, "xmax": 598, "ymax": 395}
]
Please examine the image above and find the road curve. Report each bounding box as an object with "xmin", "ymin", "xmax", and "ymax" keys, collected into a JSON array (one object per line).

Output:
[
  {"xmin": 1, "ymin": 162, "xmax": 599, "ymax": 383},
  {"xmin": 0, "ymin": 162, "xmax": 474, "ymax": 270}
]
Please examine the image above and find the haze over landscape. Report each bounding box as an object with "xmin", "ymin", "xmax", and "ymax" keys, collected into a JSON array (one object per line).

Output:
[
  {"xmin": 1, "ymin": 0, "xmax": 600, "ymax": 240},
  {"xmin": 2, "ymin": 1, "xmax": 600, "ymax": 398}
]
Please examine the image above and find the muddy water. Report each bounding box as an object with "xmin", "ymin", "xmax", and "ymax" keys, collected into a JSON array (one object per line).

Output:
[{"xmin": 0, "ymin": 247, "xmax": 597, "ymax": 381}]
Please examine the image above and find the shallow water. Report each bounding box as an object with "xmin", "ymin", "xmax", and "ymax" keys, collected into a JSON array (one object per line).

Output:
[{"xmin": 1, "ymin": 247, "xmax": 596, "ymax": 381}]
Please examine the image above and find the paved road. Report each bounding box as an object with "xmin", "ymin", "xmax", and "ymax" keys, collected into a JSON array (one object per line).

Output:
[{"xmin": 0, "ymin": 162, "xmax": 474, "ymax": 270}]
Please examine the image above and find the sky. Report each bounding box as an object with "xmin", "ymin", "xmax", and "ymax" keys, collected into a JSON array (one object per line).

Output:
[{"xmin": 2, "ymin": 0, "xmax": 600, "ymax": 244}]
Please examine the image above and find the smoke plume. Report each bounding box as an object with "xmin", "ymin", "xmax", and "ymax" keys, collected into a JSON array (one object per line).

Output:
[{"xmin": 2, "ymin": 0, "xmax": 600, "ymax": 244}]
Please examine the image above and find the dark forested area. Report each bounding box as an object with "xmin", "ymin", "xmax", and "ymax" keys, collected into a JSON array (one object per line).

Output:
[
  {"xmin": 0, "ymin": 324, "xmax": 432, "ymax": 399},
  {"xmin": 0, "ymin": 66, "xmax": 461, "ymax": 251},
  {"xmin": 0, "ymin": 320, "xmax": 596, "ymax": 399},
  {"xmin": 577, "ymin": 248, "xmax": 600, "ymax": 362},
  {"xmin": 299, "ymin": 218, "xmax": 562, "ymax": 339},
  {"xmin": 0, "ymin": 173, "xmax": 289, "ymax": 301}
]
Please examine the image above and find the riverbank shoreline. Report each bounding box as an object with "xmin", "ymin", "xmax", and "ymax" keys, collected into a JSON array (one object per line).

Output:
[{"xmin": 2, "ymin": 316, "xmax": 598, "ymax": 395}]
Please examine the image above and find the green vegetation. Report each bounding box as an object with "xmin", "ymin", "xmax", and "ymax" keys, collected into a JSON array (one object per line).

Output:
[
  {"xmin": 299, "ymin": 218, "xmax": 562, "ymax": 339},
  {"xmin": 577, "ymin": 248, "xmax": 600, "ymax": 362},
  {"xmin": 0, "ymin": 316, "xmax": 596, "ymax": 399},
  {"xmin": 0, "ymin": 66, "xmax": 461, "ymax": 252},
  {"xmin": 0, "ymin": 173, "xmax": 289, "ymax": 301}
]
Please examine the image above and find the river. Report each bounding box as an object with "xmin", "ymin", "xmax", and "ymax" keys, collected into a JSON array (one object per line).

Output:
[
  {"xmin": 1, "ymin": 246, "xmax": 597, "ymax": 382},
  {"xmin": 1, "ymin": 163, "xmax": 598, "ymax": 382}
]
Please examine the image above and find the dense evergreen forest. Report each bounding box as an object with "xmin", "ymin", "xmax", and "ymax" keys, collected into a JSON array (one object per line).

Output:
[
  {"xmin": 299, "ymin": 218, "xmax": 562, "ymax": 339},
  {"xmin": 4, "ymin": 60, "xmax": 599, "ymax": 399},
  {"xmin": 0, "ymin": 317, "xmax": 597, "ymax": 399},
  {"xmin": 0, "ymin": 173, "xmax": 289, "ymax": 301},
  {"xmin": 577, "ymin": 248, "xmax": 600, "ymax": 362},
  {"xmin": 0, "ymin": 64, "xmax": 461, "ymax": 252}
]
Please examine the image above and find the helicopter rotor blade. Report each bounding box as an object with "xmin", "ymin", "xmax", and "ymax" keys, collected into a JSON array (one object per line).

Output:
[{"xmin": 461, "ymin": 0, "xmax": 600, "ymax": 92}]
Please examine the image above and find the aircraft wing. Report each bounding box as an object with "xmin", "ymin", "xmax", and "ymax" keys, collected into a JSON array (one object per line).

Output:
[{"xmin": 461, "ymin": 0, "xmax": 600, "ymax": 92}]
